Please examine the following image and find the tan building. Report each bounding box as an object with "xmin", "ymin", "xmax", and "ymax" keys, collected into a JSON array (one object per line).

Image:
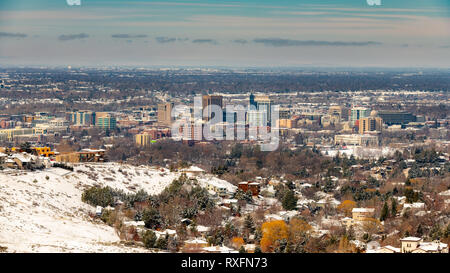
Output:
[
  {"xmin": 157, "ymin": 103, "xmax": 174, "ymax": 127},
  {"xmin": 183, "ymin": 238, "xmax": 209, "ymax": 252},
  {"xmin": 135, "ymin": 133, "xmax": 152, "ymax": 147},
  {"xmin": 334, "ymin": 134, "xmax": 379, "ymax": 147},
  {"xmin": 359, "ymin": 112, "xmax": 383, "ymax": 134},
  {"xmin": 202, "ymin": 95, "xmax": 223, "ymax": 121},
  {"xmin": 352, "ymin": 208, "xmax": 375, "ymax": 221},
  {"xmin": 55, "ymin": 149, "xmax": 105, "ymax": 163},
  {"xmin": 0, "ymin": 127, "xmax": 46, "ymax": 141},
  {"xmin": 277, "ymin": 119, "xmax": 294, "ymax": 128}
]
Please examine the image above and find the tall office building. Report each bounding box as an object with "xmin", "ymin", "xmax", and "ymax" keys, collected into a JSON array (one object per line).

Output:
[
  {"xmin": 359, "ymin": 111, "xmax": 383, "ymax": 134},
  {"xmin": 95, "ymin": 112, "xmax": 116, "ymax": 130},
  {"xmin": 249, "ymin": 93, "xmax": 257, "ymax": 109},
  {"xmin": 70, "ymin": 111, "xmax": 95, "ymax": 126},
  {"xmin": 254, "ymin": 95, "xmax": 272, "ymax": 125},
  {"xmin": 350, "ymin": 107, "xmax": 370, "ymax": 126},
  {"xmin": 202, "ymin": 95, "xmax": 223, "ymax": 121},
  {"xmin": 248, "ymin": 110, "xmax": 267, "ymax": 127},
  {"xmin": 157, "ymin": 103, "xmax": 174, "ymax": 127}
]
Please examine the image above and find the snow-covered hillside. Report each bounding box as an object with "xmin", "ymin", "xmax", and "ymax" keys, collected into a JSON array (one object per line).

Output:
[{"xmin": 0, "ymin": 163, "xmax": 189, "ymax": 253}]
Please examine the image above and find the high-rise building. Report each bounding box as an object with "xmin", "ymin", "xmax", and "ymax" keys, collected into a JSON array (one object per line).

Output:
[
  {"xmin": 358, "ymin": 110, "xmax": 383, "ymax": 134},
  {"xmin": 249, "ymin": 93, "xmax": 257, "ymax": 109},
  {"xmin": 157, "ymin": 103, "xmax": 174, "ymax": 127},
  {"xmin": 70, "ymin": 111, "xmax": 95, "ymax": 126},
  {"xmin": 95, "ymin": 112, "xmax": 116, "ymax": 130},
  {"xmin": 202, "ymin": 95, "xmax": 223, "ymax": 121},
  {"xmin": 248, "ymin": 110, "xmax": 267, "ymax": 127},
  {"xmin": 350, "ymin": 107, "xmax": 370, "ymax": 126},
  {"xmin": 254, "ymin": 95, "xmax": 272, "ymax": 125}
]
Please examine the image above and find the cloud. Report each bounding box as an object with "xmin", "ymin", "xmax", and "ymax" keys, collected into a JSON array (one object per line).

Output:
[
  {"xmin": 112, "ymin": 34, "xmax": 148, "ymax": 38},
  {"xmin": 58, "ymin": 33, "xmax": 89, "ymax": 41},
  {"xmin": 0, "ymin": 32, "xmax": 27, "ymax": 38},
  {"xmin": 233, "ymin": 39, "xmax": 248, "ymax": 44},
  {"xmin": 155, "ymin": 36, "xmax": 177, "ymax": 43},
  {"xmin": 253, "ymin": 38, "xmax": 382, "ymax": 47},
  {"xmin": 192, "ymin": 39, "xmax": 217, "ymax": 45}
]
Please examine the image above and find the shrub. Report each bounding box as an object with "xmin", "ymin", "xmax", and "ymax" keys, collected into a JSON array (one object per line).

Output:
[
  {"xmin": 100, "ymin": 209, "xmax": 118, "ymax": 226},
  {"xmin": 142, "ymin": 230, "xmax": 157, "ymax": 249},
  {"xmin": 155, "ymin": 235, "xmax": 168, "ymax": 250},
  {"xmin": 81, "ymin": 186, "xmax": 115, "ymax": 207},
  {"xmin": 142, "ymin": 207, "xmax": 162, "ymax": 229}
]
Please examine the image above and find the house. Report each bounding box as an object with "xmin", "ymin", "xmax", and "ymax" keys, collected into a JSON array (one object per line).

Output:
[
  {"xmin": 201, "ymin": 176, "xmax": 237, "ymax": 197},
  {"xmin": 400, "ymin": 237, "xmax": 425, "ymax": 253},
  {"xmin": 243, "ymin": 244, "xmax": 256, "ymax": 253},
  {"xmin": 202, "ymin": 245, "xmax": 238, "ymax": 253},
  {"xmin": 401, "ymin": 202, "xmax": 425, "ymax": 214},
  {"xmin": 11, "ymin": 153, "xmax": 34, "ymax": 169},
  {"xmin": 278, "ymin": 210, "xmax": 299, "ymax": 222},
  {"xmin": 55, "ymin": 149, "xmax": 106, "ymax": 163},
  {"xmin": 155, "ymin": 229, "xmax": 177, "ymax": 239},
  {"xmin": 264, "ymin": 214, "xmax": 283, "ymax": 221},
  {"xmin": 352, "ymin": 208, "xmax": 375, "ymax": 221},
  {"xmin": 123, "ymin": 220, "xmax": 145, "ymax": 228},
  {"xmin": 341, "ymin": 217, "xmax": 354, "ymax": 228},
  {"xmin": 400, "ymin": 237, "xmax": 448, "ymax": 253},
  {"xmin": 237, "ymin": 181, "xmax": 261, "ymax": 196},
  {"xmin": 410, "ymin": 241, "xmax": 449, "ymax": 253},
  {"xmin": 316, "ymin": 197, "xmax": 340, "ymax": 208},
  {"xmin": 183, "ymin": 238, "xmax": 209, "ymax": 251},
  {"xmin": 189, "ymin": 225, "xmax": 210, "ymax": 237},
  {"xmin": 365, "ymin": 241, "xmax": 381, "ymax": 253},
  {"xmin": 377, "ymin": 245, "xmax": 401, "ymax": 253},
  {"xmin": 180, "ymin": 165, "xmax": 205, "ymax": 175},
  {"xmin": 4, "ymin": 158, "xmax": 17, "ymax": 168}
]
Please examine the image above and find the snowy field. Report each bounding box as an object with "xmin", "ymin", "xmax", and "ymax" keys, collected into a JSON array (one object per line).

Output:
[{"xmin": 0, "ymin": 163, "xmax": 193, "ymax": 253}]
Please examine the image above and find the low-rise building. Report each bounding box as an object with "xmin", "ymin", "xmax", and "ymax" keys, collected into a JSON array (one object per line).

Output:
[{"xmin": 352, "ymin": 208, "xmax": 375, "ymax": 221}]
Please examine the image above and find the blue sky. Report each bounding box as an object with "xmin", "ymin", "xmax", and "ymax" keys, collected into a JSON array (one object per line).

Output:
[{"xmin": 0, "ymin": 0, "xmax": 449, "ymax": 67}]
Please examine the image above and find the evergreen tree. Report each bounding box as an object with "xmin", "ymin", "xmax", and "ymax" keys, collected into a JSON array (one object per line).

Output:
[
  {"xmin": 239, "ymin": 246, "xmax": 246, "ymax": 253},
  {"xmin": 282, "ymin": 190, "xmax": 298, "ymax": 211},
  {"xmin": 244, "ymin": 214, "xmax": 255, "ymax": 234},
  {"xmin": 416, "ymin": 224, "xmax": 423, "ymax": 237},
  {"xmin": 444, "ymin": 224, "xmax": 450, "ymax": 238},
  {"xmin": 391, "ymin": 198, "xmax": 398, "ymax": 216},
  {"xmin": 142, "ymin": 207, "xmax": 162, "ymax": 229},
  {"xmin": 380, "ymin": 201, "xmax": 389, "ymax": 221}
]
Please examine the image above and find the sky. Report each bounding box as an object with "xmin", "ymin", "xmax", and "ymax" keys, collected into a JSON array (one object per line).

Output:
[{"xmin": 0, "ymin": 0, "xmax": 449, "ymax": 67}]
